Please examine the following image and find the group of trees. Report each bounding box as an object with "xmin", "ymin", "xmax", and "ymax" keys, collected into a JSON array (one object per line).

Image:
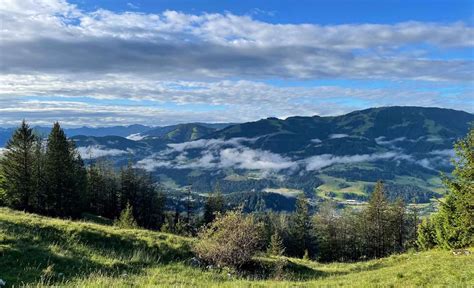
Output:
[
  {"xmin": 0, "ymin": 121, "xmax": 165, "ymax": 229},
  {"xmin": 248, "ymin": 183, "xmax": 418, "ymax": 262}
]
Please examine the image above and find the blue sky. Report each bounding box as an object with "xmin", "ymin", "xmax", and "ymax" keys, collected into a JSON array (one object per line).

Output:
[
  {"xmin": 0, "ymin": 0, "xmax": 472, "ymax": 127},
  {"xmin": 70, "ymin": 0, "xmax": 474, "ymax": 24}
]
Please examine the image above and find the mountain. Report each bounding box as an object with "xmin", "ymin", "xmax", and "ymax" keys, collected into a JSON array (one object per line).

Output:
[
  {"xmin": 131, "ymin": 123, "xmax": 235, "ymax": 141},
  {"xmin": 121, "ymin": 106, "xmax": 471, "ymax": 210},
  {"xmin": 3, "ymin": 107, "xmax": 472, "ymax": 211}
]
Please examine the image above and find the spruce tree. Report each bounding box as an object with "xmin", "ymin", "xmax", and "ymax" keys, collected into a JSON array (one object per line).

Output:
[
  {"xmin": 44, "ymin": 122, "xmax": 85, "ymax": 217},
  {"xmin": 290, "ymin": 194, "xmax": 313, "ymax": 257},
  {"xmin": 365, "ymin": 181, "xmax": 390, "ymax": 258},
  {"xmin": 434, "ymin": 127, "xmax": 473, "ymax": 248},
  {"xmin": 0, "ymin": 120, "xmax": 36, "ymax": 211},
  {"xmin": 32, "ymin": 137, "xmax": 47, "ymax": 213}
]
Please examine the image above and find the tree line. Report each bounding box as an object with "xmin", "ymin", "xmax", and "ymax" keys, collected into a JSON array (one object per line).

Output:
[{"xmin": 0, "ymin": 121, "xmax": 165, "ymax": 230}]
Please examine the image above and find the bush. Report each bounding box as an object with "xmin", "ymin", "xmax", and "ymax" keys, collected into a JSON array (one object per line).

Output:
[{"xmin": 193, "ymin": 210, "xmax": 264, "ymax": 269}]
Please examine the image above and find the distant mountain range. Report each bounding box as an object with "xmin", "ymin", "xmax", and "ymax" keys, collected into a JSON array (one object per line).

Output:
[
  {"xmin": 1, "ymin": 107, "xmax": 472, "ymax": 211},
  {"xmin": 0, "ymin": 123, "xmax": 234, "ymax": 147}
]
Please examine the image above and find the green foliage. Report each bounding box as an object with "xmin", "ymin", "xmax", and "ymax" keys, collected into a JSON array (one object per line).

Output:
[
  {"xmin": 193, "ymin": 210, "xmax": 264, "ymax": 269},
  {"xmin": 288, "ymin": 194, "xmax": 314, "ymax": 258},
  {"xmin": 268, "ymin": 231, "xmax": 285, "ymax": 256},
  {"xmin": 364, "ymin": 181, "xmax": 391, "ymax": 258},
  {"xmin": 435, "ymin": 127, "xmax": 474, "ymax": 248},
  {"xmin": 418, "ymin": 127, "xmax": 474, "ymax": 250},
  {"xmin": 417, "ymin": 217, "xmax": 437, "ymax": 250},
  {"xmin": 203, "ymin": 183, "xmax": 225, "ymax": 224},
  {"xmin": 0, "ymin": 120, "xmax": 36, "ymax": 210},
  {"xmin": 114, "ymin": 203, "xmax": 138, "ymax": 229},
  {"xmin": 44, "ymin": 122, "xmax": 87, "ymax": 217}
]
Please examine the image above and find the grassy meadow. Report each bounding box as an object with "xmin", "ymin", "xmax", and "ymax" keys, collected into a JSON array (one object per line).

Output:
[{"xmin": 0, "ymin": 207, "xmax": 473, "ymax": 287}]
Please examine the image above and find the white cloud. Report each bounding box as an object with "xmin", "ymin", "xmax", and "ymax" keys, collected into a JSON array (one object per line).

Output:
[
  {"xmin": 0, "ymin": 0, "xmax": 472, "ymax": 126},
  {"xmin": 77, "ymin": 145, "xmax": 128, "ymax": 159},
  {"xmin": 1, "ymin": 1, "xmax": 472, "ymax": 82},
  {"xmin": 126, "ymin": 133, "xmax": 146, "ymax": 141},
  {"xmin": 329, "ymin": 134, "xmax": 349, "ymax": 139},
  {"xmin": 305, "ymin": 152, "xmax": 410, "ymax": 171}
]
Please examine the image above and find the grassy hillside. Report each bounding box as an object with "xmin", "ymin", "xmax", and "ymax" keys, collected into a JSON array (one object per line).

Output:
[{"xmin": 1, "ymin": 208, "xmax": 473, "ymax": 287}]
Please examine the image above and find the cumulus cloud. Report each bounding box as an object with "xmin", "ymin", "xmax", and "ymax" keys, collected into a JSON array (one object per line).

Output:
[{"xmin": 77, "ymin": 145, "xmax": 128, "ymax": 159}]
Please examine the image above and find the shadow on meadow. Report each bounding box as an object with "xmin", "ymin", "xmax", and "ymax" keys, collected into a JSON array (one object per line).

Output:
[{"xmin": 0, "ymin": 218, "xmax": 191, "ymax": 286}]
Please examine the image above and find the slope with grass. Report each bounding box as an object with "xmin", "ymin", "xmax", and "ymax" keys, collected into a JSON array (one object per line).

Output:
[{"xmin": 1, "ymin": 208, "xmax": 473, "ymax": 287}]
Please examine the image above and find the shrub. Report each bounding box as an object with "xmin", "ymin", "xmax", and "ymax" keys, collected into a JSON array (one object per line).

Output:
[{"xmin": 193, "ymin": 210, "xmax": 264, "ymax": 269}]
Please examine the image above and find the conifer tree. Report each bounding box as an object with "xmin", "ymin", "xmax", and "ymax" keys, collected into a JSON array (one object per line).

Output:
[
  {"xmin": 290, "ymin": 193, "xmax": 313, "ymax": 257},
  {"xmin": 203, "ymin": 183, "xmax": 224, "ymax": 224},
  {"xmin": 115, "ymin": 202, "xmax": 138, "ymax": 229},
  {"xmin": 268, "ymin": 231, "xmax": 285, "ymax": 256},
  {"xmin": 434, "ymin": 127, "xmax": 473, "ymax": 248},
  {"xmin": 0, "ymin": 120, "xmax": 36, "ymax": 211},
  {"xmin": 44, "ymin": 122, "xmax": 86, "ymax": 217},
  {"xmin": 32, "ymin": 137, "xmax": 47, "ymax": 213},
  {"xmin": 365, "ymin": 181, "xmax": 390, "ymax": 258}
]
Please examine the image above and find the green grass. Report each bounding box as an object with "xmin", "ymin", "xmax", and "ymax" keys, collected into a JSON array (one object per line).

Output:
[{"xmin": 1, "ymin": 208, "xmax": 473, "ymax": 287}]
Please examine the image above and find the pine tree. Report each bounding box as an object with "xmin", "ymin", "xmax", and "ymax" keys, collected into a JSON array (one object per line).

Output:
[
  {"xmin": 0, "ymin": 120, "xmax": 36, "ymax": 211},
  {"xmin": 115, "ymin": 202, "xmax": 138, "ymax": 229},
  {"xmin": 434, "ymin": 127, "xmax": 474, "ymax": 248}
]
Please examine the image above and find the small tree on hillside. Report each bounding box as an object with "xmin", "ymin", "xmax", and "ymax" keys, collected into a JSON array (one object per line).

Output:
[
  {"xmin": 268, "ymin": 231, "xmax": 285, "ymax": 256},
  {"xmin": 194, "ymin": 210, "xmax": 264, "ymax": 269},
  {"xmin": 115, "ymin": 203, "xmax": 138, "ymax": 229}
]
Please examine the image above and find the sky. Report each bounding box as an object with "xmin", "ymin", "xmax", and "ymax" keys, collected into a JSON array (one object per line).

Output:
[{"xmin": 0, "ymin": 0, "xmax": 473, "ymax": 127}]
